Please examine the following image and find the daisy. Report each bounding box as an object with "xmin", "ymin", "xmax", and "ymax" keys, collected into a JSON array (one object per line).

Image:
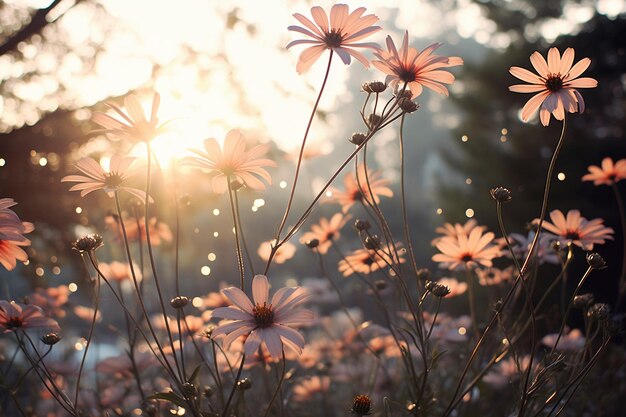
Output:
[
  {"xmin": 582, "ymin": 157, "xmax": 626, "ymax": 186},
  {"xmin": 258, "ymin": 240, "xmax": 296, "ymax": 264},
  {"xmin": 338, "ymin": 245, "xmax": 405, "ymax": 277},
  {"xmin": 184, "ymin": 129, "xmax": 276, "ymax": 194},
  {"xmin": 92, "ymin": 91, "xmax": 167, "ymax": 142},
  {"xmin": 535, "ymin": 209, "xmax": 614, "ymax": 251},
  {"xmin": 432, "ymin": 226, "xmax": 501, "ymax": 270},
  {"xmin": 300, "ymin": 213, "xmax": 351, "ymax": 254},
  {"xmin": 0, "ymin": 215, "xmax": 34, "ymax": 271},
  {"xmin": 328, "ymin": 165, "xmax": 393, "ymax": 213},
  {"xmin": 0, "ymin": 301, "xmax": 60, "ymax": 333},
  {"xmin": 372, "ymin": 31, "xmax": 463, "ymax": 98},
  {"xmin": 62, "ymin": 155, "xmax": 149, "ymax": 201},
  {"xmin": 292, "ymin": 376, "xmax": 331, "ymax": 402},
  {"xmin": 431, "ymin": 219, "xmax": 485, "ymax": 246},
  {"xmin": 509, "ymin": 47, "xmax": 597, "ymax": 126},
  {"xmin": 211, "ymin": 274, "xmax": 314, "ymax": 358},
  {"xmin": 287, "ymin": 4, "xmax": 381, "ymax": 74},
  {"xmin": 0, "ymin": 198, "xmax": 33, "ymax": 242}
]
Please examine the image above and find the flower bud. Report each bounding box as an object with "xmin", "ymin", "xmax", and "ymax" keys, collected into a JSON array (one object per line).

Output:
[
  {"xmin": 398, "ymin": 98, "xmax": 418, "ymax": 113},
  {"xmin": 573, "ymin": 293, "xmax": 594, "ymax": 309},
  {"xmin": 350, "ymin": 132, "xmax": 367, "ymax": 146},
  {"xmin": 426, "ymin": 280, "xmax": 451, "ymax": 298},
  {"xmin": 374, "ymin": 280, "xmax": 387, "ymax": 290},
  {"xmin": 587, "ymin": 303, "xmax": 610, "ymax": 321},
  {"xmin": 351, "ymin": 394, "xmax": 372, "ymax": 416},
  {"xmin": 305, "ymin": 238, "xmax": 319, "ymax": 249},
  {"xmin": 490, "ymin": 187, "xmax": 512, "ymax": 203},
  {"xmin": 203, "ymin": 386, "xmax": 214, "ymax": 397},
  {"xmin": 363, "ymin": 81, "xmax": 386, "ymax": 93},
  {"xmin": 237, "ymin": 378, "xmax": 252, "ymax": 390},
  {"xmin": 41, "ymin": 332, "xmax": 61, "ymax": 346},
  {"xmin": 354, "ymin": 219, "xmax": 371, "ymax": 231},
  {"xmin": 181, "ymin": 382, "xmax": 197, "ymax": 399},
  {"xmin": 72, "ymin": 234, "xmax": 104, "ymax": 253},
  {"xmin": 170, "ymin": 296, "xmax": 189, "ymax": 309},
  {"xmin": 586, "ymin": 252, "xmax": 607, "ymax": 270},
  {"xmin": 363, "ymin": 235, "xmax": 380, "ymax": 250},
  {"xmin": 366, "ymin": 114, "xmax": 382, "ymax": 129}
]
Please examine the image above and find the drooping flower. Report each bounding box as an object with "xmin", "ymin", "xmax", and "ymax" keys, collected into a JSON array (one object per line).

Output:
[
  {"xmin": 0, "ymin": 301, "xmax": 60, "ymax": 333},
  {"xmin": 372, "ymin": 31, "xmax": 463, "ymax": 98},
  {"xmin": 328, "ymin": 165, "xmax": 393, "ymax": 213},
  {"xmin": 184, "ymin": 129, "xmax": 276, "ymax": 194},
  {"xmin": 211, "ymin": 274, "xmax": 314, "ymax": 358},
  {"xmin": 92, "ymin": 91, "xmax": 167, "ymax": 142},
  {"xmin": 300, "ymin": 213, "xmax": 351, "ymax": 254},
  {"xmin": 287, "ymin": 4, "xmax": 381, "ymax": 74},
  {"xmin": 432, "ymin": 226, "xmax": 501, "ymax": 270},
  {"xmin": 509, "ymin": 47, "xmax": 597, "ymax": 126},
  {"xmin": 258, "ymin": 240, "xmax": 296, "ymax": 264},
  {"xmin": 62, "ymin": 155, "xmax": 149, "ymax": 201},
  {"xmin": 338, "ymin": 245, "xmax": 405, "ymax": 277},
  {"xmin": 535, "ymin": 209, "xmax": 614, "ymax": 251},
  {"xmin": 582, "ymin": 157, "xmax": 626, "ymax": 186}
]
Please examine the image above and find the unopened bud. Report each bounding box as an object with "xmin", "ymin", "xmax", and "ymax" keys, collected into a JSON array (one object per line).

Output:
[
  {"xmin": 426, "ymin": 280, "xmax": 451, "ymax": 298},
  {"xmin": 203, "ymin": 386, "xmax": 214, "ymax": 397},
  {"xmin": 398, "ymin": 98, "xmax": 418, "ymax": 113},
  {"xmin": 354, "ymin": 219, "xmax": 371, "ymax": 231},
  {"xmin": 362, "ymin": 81, "xmax": 386, "ymax": 93},
  {"xmin": 586, "ymin": 252, "xmax": 607, "ymax": 270},
  {"xmin": 170, "ymin": 296, "xmax": 189, "ymax": 309},
  {"xmin": 237, "ymin": 378, "xmax": 252, "ymax": 390},
  {"xmin": 181, "ymin": 382, "xmax": 197, "ymax": 399},
  {"xmin": 364, "ymin": 235, "xmax": 380, "ymax": 250},
  {"xmin": 41, "ymin": 332, "xmax": 61, "ymax": 346},
  {"xmin": 72, "ymin": 234, "xmax": 104, "ymax": 253},
  {"xmin": 573, "ymin": 293, "xmax": 594, "ymax": 309},
  {"xmin": 305, "ymin": 238, "xmax": 320, "ymax": 249},
  {"xmin": 366, "ymin": 114, "xmax": 382, "ymax": 129},
  {"xmin": 351, "ymin": 394, "xmax": 372, "ymax": 416},
  {"xmin": 490, "ymin": 187, "xmax": 512, "ymax": 203},
  {"xmin": 587, "ymin": 303, "xmax": 610, "ymax": 321},
  {"xmin": 374, "ymin": 280, "xmax": 387, "ymax": 290},
  {"xmin": 350, "ymin": 132, "xmax": 367, "ymax": 146}
]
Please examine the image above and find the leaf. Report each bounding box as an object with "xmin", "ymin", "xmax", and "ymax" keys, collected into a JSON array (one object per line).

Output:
[{"xmin": 147, "ymin": 391, "xmax": 187, "ymax": 408}]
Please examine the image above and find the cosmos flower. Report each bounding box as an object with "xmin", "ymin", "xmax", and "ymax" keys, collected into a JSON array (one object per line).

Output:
[
  {"xmin": 483, "ymin": 355, "xmax": 531, "ymax": 388},
  {"xmin": 300, "ymin": 213, "xmax": 351, "ymax": 254},
  {"xmin": 287, "ymin": 4, "xmax": 381, "ymax": 74},
  {"xmin": 372, "ymin": 30, "xmax": 463, "ymax": 98},
  {"xmin": 92, "ymin": 91, "xmax": 167, "ymax": 142},
  {"xmin": 328, "ymin": 165, "xmax": 393, "ymax": 213},
  {"xmin": 0, "ymin": 301, "xmax": 60, "ymax": 333},
  {"xmin": 211, "ymin": 274, "xmax": 313, "ymax": 358},
  {"xmin": 30, "ymin": 285, "xmax": 71, "ymax": 318},
  {"xmin": 62, "ymin": 155, "xmax": 149, "ymax": 201},
  {"xmin": 0, "ymin": 198, "xmax": 33, "ymax": 243},
  {"xmin": 184, "ymin": 129, "xmax": 276, "ymax": 194},
  {"xmin": 535, "ymin": 209, "xmax": 614, "ymax": 251},
  {"xmin": 582, "ymin": 157, "xmax": 626, "ymax": 186},
  {"xmin": 432, "ymin": 226, "xmax": 501, "ymax": 270},
  {"xmin": 258, "ymin": 240, "xmax": 296, "ymax": 264},
  {"xmin": 338, "ymin": 245, "xmax": 405, "ymax": 277},
  {"xmin": 431, "ymin": 219, "xmax": 486, "ymax": 246},
  {"xmin": 498, "ymin": 231, "xmax": 560, "ymax": 265},
  {"xmin": 509, "ymin": 47, "xmax": 597, "ymax": 126}
]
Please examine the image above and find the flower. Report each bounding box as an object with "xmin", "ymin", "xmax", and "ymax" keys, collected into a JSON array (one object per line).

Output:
[
  {"xmin": 184, "ymin": 129, "xmax": 276, "ymax": 194},
  {"xmin": 258, "ymin": 240, "xmax": 296, "ymax": 264},
  {"xmin": 328, "ymin": 165, "xmax": 393, "ymax": 213},
  {"xmin": 372, "ymin": 31, "xmax": 463, "ymax": 98},
  {"xmin": 62, "ymin": 155, "xmax": 149, "ymax": 201},
  {"xmin": 300, "ymin": 213, "xmax": 351, "ymax": 254},
  {"xmin": 338, "ymin": 245, "xmax": 405, "ymax": 277},
  {"xmin": 292, "ymin": 376, "xmax": 331, "ymax": 402},
  {"xmin": 436, "ymin": 277, "xmax": 468, "ymax": 297},
  {"xmin": 498, "ymin": 231, "xmax": 560, "ymax": 265},
  {"xmin": 483, "ymin": 355, "xmax": 531, "ymax": 388},
  {"xmin": 582, "ymin": 157, "xmax": 626, "ymax": 186},
  {"xmin": 105, "ymin": 214, "xmax": 172, "ymax": 245},
  {"xmin": 541, "ymin": 328, "xmax": 585, "ymax": 351},
  {"xmin": 431, "ymin": 219, "xmax": 485, "ymax": 246},
  {"xmin": 509, "ymin": 47, "xmax": 597, "ymax": 126},
  {"xmin": 211, "ymin": 274, "xmax": 314, "ymax": 358},
  {"xmin": 432, "ymin": 226, "xmax": 501, "ymax": 270},
  {"xmin": 475, "ymin": 267, "xmax": 514, "ymax": 286},
  {"xmin": 97, "ymin": 261, "xmax": 142, "ymax": 282},
  {"xmin": 0, "ymin": 199, "xmax": 34, "ymax": 271},
  {"xmin": 535, "ymin": 209, "xmax": 614, "ymax": 251},
  {"xmin": 92, "ymin": 91, "xmax": 166, "ymax": 142},
  {"xmin": 0, "ymin": 301, "xmax": 60, "ymax": 333},
  {"xmin": 287, "ymin": 4, "xmax": 381, "ymax": 74}
]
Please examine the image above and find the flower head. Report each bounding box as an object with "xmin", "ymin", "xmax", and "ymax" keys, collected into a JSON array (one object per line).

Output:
[
  {"xmin": 258, "ymin": 240, "xmax": 296, "ymax": 264},
  {"xmin": 184, "ymin": 129, "xmax": 276, "ymax": 194},
  {"xmin": 431, "ymin": 219, "xmax": 485, "ymax": 246},
  {"xmin": 509, "ymin": 47, "xmax": 597, "ymax": 126},
  {"xmin": 338, "ymin": 245, "xmax": 405, "ymax": 277},
  {"xmin": 92, "ymin": 91, "xmax": 167, "ymax": 142},
  {"xmin": 211, "ymin": 275, "xmax": 313, "ymax": 359},
  {"xmin": 287, "ymin": 4, "xmax": 381, "ymax": 74},
  {"xmin": 432, "ymin": 226, "xmax": 501, "ymax": 270},
  {"xmin": 0, "ymin": 198, "xmax": 34, "ymax": 271},
  {"xmin": 582, "ymin": 157, "xmax": 626, "ymax": 186},
  {"xmin": 328, "ymin": 165, "xmax": 393, "ymax": 213},
  {"xmin": 0, "ymin": 301, "xmax": 60, "ymax": 333},
  {"xmin": 535, "ymin": 209, "xmax": 614, "ymax": 251},
  {"xmin": 300, "ymin": 213, "xmax": 351, "ymax": 255},
  {"xmin": 62, "ymin": 155, "xmax": 149, "ymax": 201},
  {"xmin": 372, "ymin": 31, "xmax": 463, "ymax": 98}
]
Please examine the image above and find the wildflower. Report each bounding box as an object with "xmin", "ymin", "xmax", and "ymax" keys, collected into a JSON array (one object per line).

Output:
[
  {"xmin": 62, "ymin": 155, "xmax": 149, "ymax": 201},
  {"xmin": 0, "ymin": 301, "xmax": 60, "ymax": 333},
  {"xmin": 483, "ymin": 355, "xmax": 531, "ymax": 388},
  {"xmin": 211, "ymin": 274, "xmax": 314, "ymax": 358},
  {"xmin": 425, "ymin": 280, "xmax": 451, "ymax": 298},
  {"xmin": 351, "ymin": 394, "xmax": 372, "ymax": 416},
  {"xmin": 97, "ymin": 261, "xmax": 142, "ymax": 282},
  {"xmin": 435, "ymin": 277, "xmax": 467, "ymax": 297},
  {"xmin": 499, "ymin": 231, "xmax": 560, "ymax": 265},
  {"xmin": 300, "ymin": 213, "xmax": 351, "ymax": 255},
  {"xmin": 258, "ymin": 240, "xmax": 296, "ymax": 264},
  {"xmin": 475, "ymin": 267, "xmax": 514, "ymax": 286},
  {"xmin": 535, "ymin": 209, "xmax": 614, "ymax": 251},
  {"xmin": 432, "ymin": 226, "xmax": 501, "ymax": 270},
  {"xmin": 338, "ymin": 245, "xmax": 405, "ymax": 277},
  {"xmin": 431, "ymin": 219, "xmax": 485, "ymax": 246},
  {"xmin": 286, "ymin": 4, "xmax": 381, "ymax": 74},
  {"xmin": 0, "ymin": 199, "xmax": 34, "ymax": 271},
  {"xmin": 372, "ymin": 31, "xmax": 463, "ymax": 98},
  {"xmin": 0, "ymin": 236, "xmax": 32, "ymax": 271},
  {"xmin": 72, "ymin": 234, "xmax": 104, "ymax": 253},
  {"xmin": 184, "ymin": 129, "xmax": 276, "ymax": 194},
  {"xmin": 328, "ymin": 165, "xmax": 393, "ymax": 213},
  {"xmin": 30, "ymin": 285, "xmax": 71, "ymax": 318},
  {"xmin": 509, "ymin": 47, "xmax": 597, "ymax": 126},
  {"xmin": 92, "ymin": 91, "xmax": 167, "ymax": 142},
  {"xmin": 292, "ymin": 376, "xmax": 331, "ymax": 402},
  {"xmin": 541, "ymin": 328, "xmax": 585, "ymax": 351},
  {"xmin": 582, "ymin": 157, "xmax": 626, "ymax": 186}
]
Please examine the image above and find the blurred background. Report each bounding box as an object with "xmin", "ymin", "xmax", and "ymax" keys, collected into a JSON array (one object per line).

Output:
[{"xmin": 1, "ymin": 0, "xmax": 625, "ymax": 316}]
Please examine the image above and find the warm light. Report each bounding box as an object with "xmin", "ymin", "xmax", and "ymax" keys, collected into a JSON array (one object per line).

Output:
[
  {"xmin": 461, "ymin": 135, "xmax": 469, "ymax": 142},
  {"xmin": 213, "ymin": 209, "xmax": 220, "ymax": 216},
  {"xmin": 279, "ymin": 181, "xmax": 287, "ymax": 189},
  {"xmin": 557, "ymin": 172, "xmax": 566, "ymax": 181},
  {"xmin": 69, "ymin": 283, "xmax": 78, "ymax": 292},
  {"xmin": 201, "ymin": 266, "xmax": 211, "ymax": 276},
  {"xmin": 207, "ymin": 253, "xmax": 216, "ymax": 261},
  {"xmin": 436, "ymin": 208, "xmax": 443, "ymax": 215},
  {"xmin": 75, "ymin": 207, "xmax": 82, "ymax": 214},
  {"xmin": 465, "ymin": 178, "xmax": 472, "ymax": 185},
  {"xmin": 458, "ymin": 327, "xmax": 467, "ymax": 335},
  {"xmin": 0, "ymin": 158, "xmax": 5, "ymax": 166},
  {"xmin": 192, "ymin": 297, "xmax": 203, "ymax": 308},
  {"xmin": 465, "ymin": 208, "xmax": 474, "ymax": 218}
]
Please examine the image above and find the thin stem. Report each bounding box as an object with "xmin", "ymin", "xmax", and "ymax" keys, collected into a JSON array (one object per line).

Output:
[
  {"xmin": 465, "ymin": 267, "xmax": 481, "ymax": 340},
  {"xmin": 263, "ymin": 351, "xmax": 286, "ymax": 417},
  {"xmin": 221, "ymin": 354, "xmax": 246, "ymax": 417},
  {"xmin": 233, "ymin": 188, "xmax": 256, "ymax": 276},
  {"xmin": 227, "ymin": 180, "xmax": 246, "ymax": 290},
  {"xmin": 612, "ymin": 183, "xmax": 626, "ymax": 310}
]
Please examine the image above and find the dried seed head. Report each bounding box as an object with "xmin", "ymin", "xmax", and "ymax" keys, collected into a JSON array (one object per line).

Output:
[
  {"xmin": 354, "ymin": 219, "xmax": 371, "ymax": 231},
  {"xmin": 398, "ymin": 98, "xmax": 419, "ymax": 113},
  {"xmin": 72, "ymin": 234, "xmax": 104, "ymax": 253},
  {"xmin": 363, "ymin": 235, "xmax": 380, "ymax": 250},
  {"xmin": 170, "ymin": 296, "xmax": 189, "ymax": 309},
  {"xmin": 587, "ymin": 303, "xmax": 610, "ymax": 321},
  {"xmin": 41, "ymin": 332, "xmax": 61, "ymax": 346},
  {"xmin": 350, "ymin": 132, "xmax": 367, "ymax": 146},
  {"xmin": 351, "ymin": 394, "xmax": 372, "ymax": 415},
  {"xmin": 426, "ymin": 280, "xmax": 451, "ymax": 298},
  {"xmin": 181, "ymin": 382, "xmax": 197, "ymax": 399},
  {"xmin": 365, "ymin": 81, "xmax": 387, "ymax": 93},
  {"xmin": 366, "ymin": 114, "xmax": 382, "ymax": 129},
  {"xmin": 573, "ymin": 293, "xmax": 594, "ymax": 309},
  {"xmin": 586, "ymin": 252, "xmax": 607, "ymax": 270},
  {"xmin": 490, "ymin": 187, "xmax": 512, "ymax": 203}
]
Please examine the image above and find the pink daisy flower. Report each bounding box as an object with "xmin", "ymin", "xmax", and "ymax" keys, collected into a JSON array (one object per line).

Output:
[
  {"xmin": 287, "ymin": 4, "xmax": 381, "ymax": 74},
  {"xmin": 0, "ymin": 301, "xmax": 60, "ymax": 333},
  {"xmin": 211, "ymin": 274, "xmax": 313, "ymax": 358},
  {"xmin": 432, "ymin": 226, "xmax": 501, "ymax": 270},
  {"xmin": 372, "ymin": 31, "xmax": 463, "ymax": 98},
  {"xmin": 535, "ymin": 209, "xmax": 614, "ymax": 251},
  {"xmin": 299, "ymin": 213, "xmax": 351, "ymax": 255},
  {"xmin": 582, "ymin": 157, "xmax": 626, "ymax": 186},
  {"xmin": 328, "ymin": 165, "xmax": 393, "ymax": 213},
  {"xmin": 509, "ymin": 47, "xmax": 597, "ymax": 126}
]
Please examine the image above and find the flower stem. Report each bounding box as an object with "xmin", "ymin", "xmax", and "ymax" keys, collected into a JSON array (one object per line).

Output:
[{"xmin": 611, "ymin": 183, "xmax": 626, "ymax": 310}]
